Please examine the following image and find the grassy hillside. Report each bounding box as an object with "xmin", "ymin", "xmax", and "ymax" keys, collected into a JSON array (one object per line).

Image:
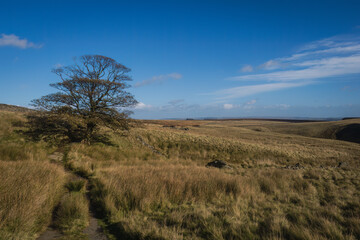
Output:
[
  {"xmin": 144, "ymin": 118, "xmax": 360, "ymax": 143},
  {"xmin": 1, "ymin": 109, "xmax": 360, "ymax": 239},
  {"xmin": 0, "ymin": 103, "xmax": 34, "ymax": 113},
  {"xmin": 67, "ymin": 119, "xmax": 360, "ymax": 239},
  {"xmin": 0, "ymin": 161, "xmax": 67, "ymax": 239},
  {"xmin": 0, "ymin": 111, "xmax": 67, "ymax": 240}
]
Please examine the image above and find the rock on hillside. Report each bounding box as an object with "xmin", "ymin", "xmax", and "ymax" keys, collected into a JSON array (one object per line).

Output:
[{"xmin": 206, "ymin": 160, "xmax": 232, "ymax": 169}]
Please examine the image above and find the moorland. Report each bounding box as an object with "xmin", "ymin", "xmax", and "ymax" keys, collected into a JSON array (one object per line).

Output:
[{"xmin": 0, "ymin": 104, "xmax": 360, "ymax": 240}]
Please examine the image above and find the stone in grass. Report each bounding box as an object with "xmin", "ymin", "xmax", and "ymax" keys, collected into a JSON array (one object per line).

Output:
[
  {"xmin": 206, "ymin": 160, "xmax": 232, "ymax": 169},
  {"xmin": 284, "ymin": 163, "xmax": 305, "ymax": 170},
  {"xmin": 337, "ymin": 162, "xmax": 348, "ymax": 168}
]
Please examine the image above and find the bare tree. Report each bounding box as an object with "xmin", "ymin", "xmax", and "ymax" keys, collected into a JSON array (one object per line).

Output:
[{"xmin": 31, "ymin": 55, "xmax": 137, "ymax": 144}]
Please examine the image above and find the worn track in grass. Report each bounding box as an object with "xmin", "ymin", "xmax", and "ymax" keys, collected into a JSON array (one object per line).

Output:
[{"xmin": 37, "ymin": 152, "xmax": 107, "ymax": 240}]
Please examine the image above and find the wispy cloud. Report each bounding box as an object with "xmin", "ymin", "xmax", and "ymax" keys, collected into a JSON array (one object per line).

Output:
[
  {"xmin": 232, "ymin": 55, "xmax": 360, "ymax": 82},
  {"xmin": 134, "ymin": 102, "xmax": 152, "ymax": 109},
  {"xmin": 223, "ymin": 103, "xmax": 234, "ymax": 109},
  {"xmin": 243, "ymin": 100, "xmax": 257, "ymax": 109},
  {"xmin": 259, "ymin": 60, "xmax": 281, "ymax": 70},
  {"xmin": 342, "ymin": 85, "xmax": 358, "ymax": 92},
  {"xmin": 133, "ymin": 99, "xmax": 201, "ymax": 114},
  {"xmin": 223, "ymin": 99, "xmax": 257, "ymax": 110},
  {"xmin": 246, "ymin": 99, "xmax": 257, "ymax": 105},
  {"xmin": 134, "ymin": 103, "xmax": 360, "ymax": 119},
  {"xmin": 53, "ymin": 63, "xmax": 63, "ymax": 69},
  {"xmin": 213, "ymin": 82, "xmax": 310, "ymax": 99},
  {"xmin": 213, "ymin": 34, "xmax": 360, "ymax": 99},
  {"xmin": 232, "ymin": 36, "xmax": 360, "ymax": 82},
  {"xmin": 263, "ymin": 104, "xmax": 290, "ymax": 109},
  {"xmin": 132, "ymin": 100, "xmax": 360, "ymax": 119},
  {"xmin": 240, "ymin": 65, "xmax": 253, "ymax": 72},
  {"xmin": 168, "ymin": 99, "xmax": 185, "ymax": 105},
  {"xmin": 0, "ymin": 34, "xmax": 43, "ymax": 49},
  {"xmin": 134, "ymin": 73, "xmax": 182, "ymax": 87}
]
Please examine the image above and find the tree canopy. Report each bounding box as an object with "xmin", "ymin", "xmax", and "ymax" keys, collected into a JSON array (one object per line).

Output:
[{"xmin": 30, "ymin": 55, "xmax": 137, "ymax": 144}]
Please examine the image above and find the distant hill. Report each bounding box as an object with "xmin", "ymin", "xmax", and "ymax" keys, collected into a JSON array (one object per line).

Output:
[
  {"xmin": 143, "ymin": 118, "xmax": 360, "ymax": 144},
  {"xmin": 0, "ymin": 103, "xmax": 34, "ymax": 113},
  {"xmin": 246, "ymin": 119, "xmax": 360, "ymax": 144},
  {"xmin": 335, "ymin": 123, "xmax": 360, "ymax": 144}
]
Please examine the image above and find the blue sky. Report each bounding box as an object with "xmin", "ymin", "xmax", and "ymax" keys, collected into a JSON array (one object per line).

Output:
[{"xmin": 1, "ymin": 0, "xmax": 360, "ymax": 119}]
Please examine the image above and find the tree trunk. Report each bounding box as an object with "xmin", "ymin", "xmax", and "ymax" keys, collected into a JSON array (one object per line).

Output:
[{"xmin": 85, "ymin": 120, "xmax": 96, "ymax": 145}]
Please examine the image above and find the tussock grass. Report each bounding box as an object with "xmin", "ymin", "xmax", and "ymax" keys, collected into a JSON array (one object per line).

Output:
[
  {"xmin": 1, "ymin": 110, "xmax": 360, "ymax": 239},
  {"xmin": 0, "ymin": 111, "xmax": 24, "ymax": 137},
  {"xmin": 0, "ymin": 161, "xmax": 67, "ymax": 240},
  {"xmin": 140, "ymin": 121, "xmax": 360, "ymax": 167},
  {"xmin": 86, "ymin": 163, "xmax": 360, "ymax": 239},
  {"xmin": 0, "ymin": 142, "xmax": 49, "ymax": 161},
  {"xmin": 65, "ymin": 120, "xmax": 360, "ymax": 239},
  {"xmin": 98, "ymin": 165, "xmax": 240, "ymax": 213},
  {"xmin": 0, "ymin": 110, "xmax": 88, "ymax": 239},
  {"xmin": 65, "ymin": 179, "xmax": 86, "ymax": 192},
  {"xmin": 0, "ymin": 111, "xmax": 52, "ymax": 162},
  {"xmin": 68, "ymin": 133, "xmax": 159, "ymax": 162},
  {"xmin": 54, "ymin": 192, "xmax": 89, "ymax": 234}
]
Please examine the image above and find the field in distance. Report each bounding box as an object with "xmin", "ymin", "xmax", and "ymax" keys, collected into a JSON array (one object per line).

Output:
[{"xmin": 1, "ymin": 107, "xmax": 360, "ymax": 239}]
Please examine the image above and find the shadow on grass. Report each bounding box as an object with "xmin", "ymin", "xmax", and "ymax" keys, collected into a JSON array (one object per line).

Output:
[{"xmin": 15, "ymin": 113, "xmax": 117, "ymax": 147}]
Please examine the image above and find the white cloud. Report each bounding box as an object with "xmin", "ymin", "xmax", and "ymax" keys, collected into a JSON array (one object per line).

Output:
[
  {"xmin": 243, "ymin": 100, "xmax": 257, "ymax": 109},
  {"xmin": 232, "ymin": 54, "xmax": 360, "ymax": 82},
  {"xmin": 223, "ymin": 103, "xmax": 234, "ymax": 109},
  {"xmin": 212, "ymin": 35, "xmax": 360, "ymax": 100},
  {"xmin": 222, "ymin": 101, "xmax": 257, "ymax": 110},
  {"xmin": 0, "ymin": 34, "xmax": 42, "ymax": 49},
  {"xmin": 133, "ymin": 103, "xmax": 360, "ymax": 119},
  {"xmin": 54, "ymin": 63, "xmax": 63, "ymax": 69},
  {"xmin": 297, "ymin": 35, "xmax": 360, "ymax": 52},
  {"xmin": 259, "ymin": 60, "xmax": 281, "ymax": 70},
  {"xmin": 279, "ymin": 43, "xmax": 360, "ymax": 62},
  {"xmin": 134, "ymin": 73, "xmax": 182, "ymax": 87},
  {"xmin": 228, "ymin": 35, "xmax": 360, "ymax": 83},
  {"xmin": 241, "ymin": 65, "xmax": 253, "ymax": 72},
  {"xmin": 134, "ymin": 100, "xmax": 196, "ymax": 112},
  {"xmin": 264, "ymin": 104, "xmax": 290, "ymax": 109},
  {"xmin": 134, "ymin": 102, "xmax": 152, "ymax": 109},
  {"xmin": 245, "ymin": 99, "xmax": 257, "ymax": 105},
  {"xmin": 213, "ymin": 82, "xmax": 310, "ymax": 100}
]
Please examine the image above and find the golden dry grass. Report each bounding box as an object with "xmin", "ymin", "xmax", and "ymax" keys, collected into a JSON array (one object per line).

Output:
[
  {"xmin": 0, "ymin": 110, "xmax": 76, "ymax": 239},
  {"xmin": 141, "ymin": 120, "xmax": 360, "ymax": 166},
  {"xmin": 0, "ymin": 111, "xmax": 53, "ymax": 162},
  {"xmin": 1, "ymin": 110, "xmax": 360, "ymax": 239},
  {"xmin": 83, "ymin": 160, "xmax": 360, "ymax": 239},
  {"xmin": 66, "ymin": 119, "xmax": 360, "ymax": 239},
  {"xmin": 54, "ymin": 192, "xmax": 89, "ymax": 234},
  {"xmin": 0, "ymin": 161, "xmax": 67, "ymax": 240}
]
